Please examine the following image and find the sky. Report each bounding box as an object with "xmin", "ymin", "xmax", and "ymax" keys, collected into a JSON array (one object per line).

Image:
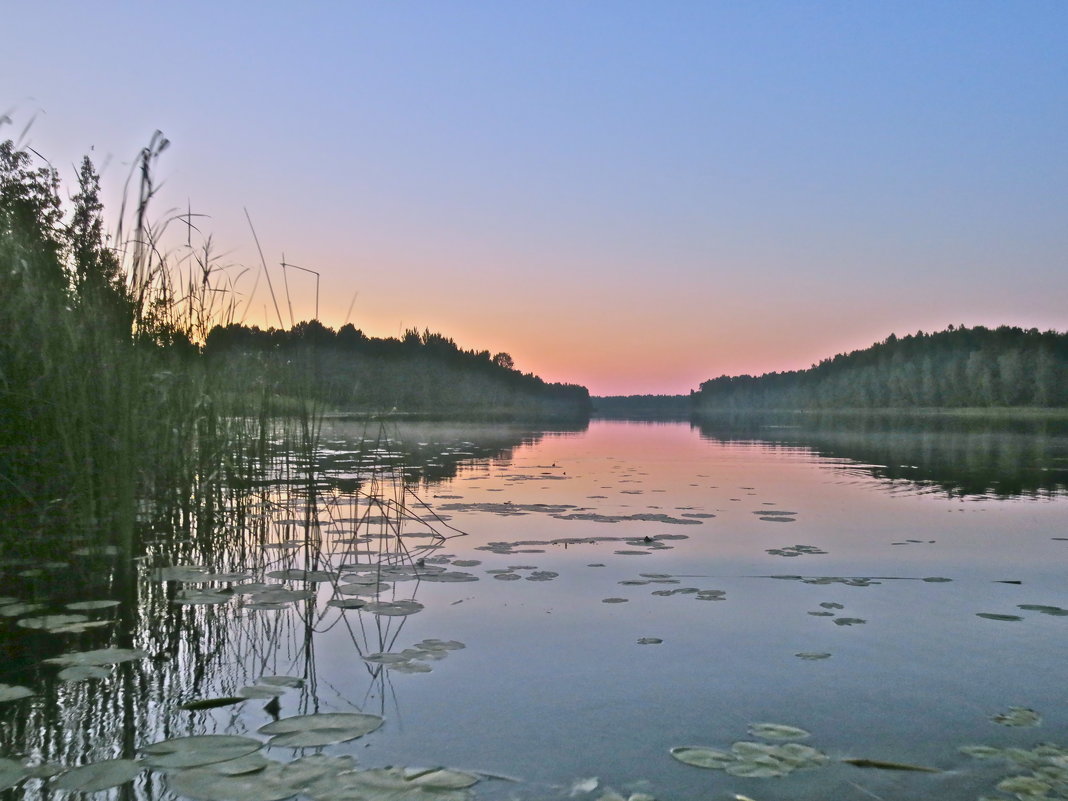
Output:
[{"xmin": 3, "ymin": 2, "xmax": 1066, "ymax": 395}]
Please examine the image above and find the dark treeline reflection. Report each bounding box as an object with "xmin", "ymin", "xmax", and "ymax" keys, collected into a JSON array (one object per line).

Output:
[
  {"xmin": 694, "ymin": 412, "xmax": 1068, "ymax": 498},
  {"xmin": 315, "ymin": 420, "xmax": 588, "ymax": 490}
]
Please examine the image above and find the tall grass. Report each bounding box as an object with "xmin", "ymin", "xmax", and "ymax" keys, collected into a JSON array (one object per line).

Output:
[{"xmin": 0, "ymin": 127, "xmax": 293, "ymax": 566}]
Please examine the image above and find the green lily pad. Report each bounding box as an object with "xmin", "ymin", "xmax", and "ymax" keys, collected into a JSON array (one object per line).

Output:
[
  {"xmin": 45, "ymin": 647, "xmax": 149, "ymax": 667},
  {"xmin": 66, "ymin": 600, "xmax": 121, "ymax": 611},
  {"xmin": 992, "ymin": 707, "xmax": 1041, "ymax": 727},
  {"xmin": 0, "ymin": 684, "xmax": 34, "ymax": 702},
  {"xmin": 670, "ymin": 747, "xmax": 734, "ymax": 769},
  {"xmin": 795, "ymin": 652, "xmax": 832, "ymax": 660},
  {"xmin": 51, "ymin": 759, "xmax": 142, "ymax": 791},
  {"xmin": 361, "ymin": 601, "xmax": 424, "ymax": 616},
  {"xmin": 0, "ymin": 758, "xmax": 27, "ymax": 791},
  {"xmin": 142, "ymin": 735, "xmax": 263, "ymax": 768},
  {"xmin": 977, "ymin": 613, "xmax": 1023, "ymax": 622},
  {"xmin": 18, "ymin": 614, "xmax": 90, "ymax": 631},
  {"xmin": 58, "ymin": 665, "xmax": 111, "ymax": 681},
  {"xmin": 258, "ymin": 712, "xmax": 384, "ymax": 747},
  {"xmin": 258, "ymin": 675, "xmax": 303, "ymax": 688},
  {"xmin": 748, "ymin": 723, "xmax": 811, "ymax": 741},
  {"xmin": 166, "ymin": 760, "xmax": 295, "ymax": 801}
]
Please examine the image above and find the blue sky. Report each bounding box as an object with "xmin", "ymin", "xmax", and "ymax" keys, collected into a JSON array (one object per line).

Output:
[{"xmin": 3, "ymin": 2, "xmax": 1066, "ymax": 394}]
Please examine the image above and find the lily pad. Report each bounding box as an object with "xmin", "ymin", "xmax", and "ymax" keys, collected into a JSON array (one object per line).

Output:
[
  {"xmin": 142, "ymin": 735, "xmax": 263, "ymax": 768},
  {"xmin": 0, "ymin": 683, "xmax": 34, "ymax": 702},
  {"xmin": 65, "ymin": 600, "xmax": 121, "ymax": 611},
  {"xmin": 748, "ymin": 723, "xmax": 811, "ymax": 741},
  {"xmin": 977, "ymin": 613, "xmax": 1023, "ymax": 622},
  {"xmin": 166, "ymin": 760, "xmax": 295, "ymax": 801},
  {"xmin": 0, "ymin": 758, "xmax": 27, "ymax": 792},
  {"xmin": 58, "ymin": 664, "xmax": 112, "ymax": 681},
  {"xmin": 992, "ymin": 707, "xmax": 1041, "ymax": 727},
  {"xmin": 258, "ymin": 712, "xmax": 384, "ymax": 747},
  {"xmin": 51, "ymin": 759, "xmax": 142, "ymax": 792},
  {"xmin": 670, "ymin": 747, "xmax": 734, "ymax": 769},
  {"xmin": 45, "ymin": 647, "xmax": 149, "ymax": 667},
  {"xmin": 17, "ymin": 614, "xmax": 90, "ymax": 631},
  {"xmin": 361, "ymin": 601, "xmax": 424, "ymax": 616}
]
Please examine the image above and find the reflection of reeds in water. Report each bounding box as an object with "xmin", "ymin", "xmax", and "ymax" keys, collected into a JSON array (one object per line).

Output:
[{"xmin": 0, "ymin": 421, "xmax": 460, "ymax": 790}]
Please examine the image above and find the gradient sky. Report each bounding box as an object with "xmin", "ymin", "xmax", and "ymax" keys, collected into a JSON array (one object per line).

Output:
[{"xmin": 3, "ymin": 2, "xmax": 1066, "ymax": 395}]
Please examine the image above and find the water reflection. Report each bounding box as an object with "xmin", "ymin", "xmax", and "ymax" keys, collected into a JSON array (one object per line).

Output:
[
  {"xmin": 694, "ymin": 413, "xmax": 1068, "ymax": 498},
  {"xmin": 0, "ymin": 424, "xmax": 476, "ymax": 797}
]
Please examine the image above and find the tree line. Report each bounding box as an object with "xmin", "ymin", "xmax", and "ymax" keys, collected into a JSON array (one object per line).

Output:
[
  {"xmin": 204, "ymin": 321, "xmax": 591, "ymax": 419},
  {"xmin": 693, "ymin": 326, "xmax": 1068, "ymax": 412}
]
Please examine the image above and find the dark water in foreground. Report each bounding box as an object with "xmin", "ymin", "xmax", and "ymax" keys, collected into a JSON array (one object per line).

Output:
[{"xmin": 2, "ymin": 418, "xmax": 1068, "ymax": 801}]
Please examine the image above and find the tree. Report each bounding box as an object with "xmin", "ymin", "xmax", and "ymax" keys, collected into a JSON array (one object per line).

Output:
[
  {"xmin": 67, "ymin": 155, "xmax": 128, "ymax": 331},
  {"xmin": 493, "ymin": 352, "xmax": 514, "ymax": 370},
  {"xmin": 0, "ymin": 139, "xmax": 66, "ymax": 292}
]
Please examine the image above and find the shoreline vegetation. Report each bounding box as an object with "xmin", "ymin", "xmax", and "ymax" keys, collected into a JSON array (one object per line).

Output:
[
  {"xmin": 0, "ymin": 130, "xmax": 587, "ymax": 557},
  {"xmin": 2, "ymin": 127, "xmax": 1066, "ymax": 556}
]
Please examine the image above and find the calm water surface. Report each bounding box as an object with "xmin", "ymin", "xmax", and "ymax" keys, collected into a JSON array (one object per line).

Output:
[{"xmin": 3, "ymin": 419, "xmax": 1068, "ymax": 801}]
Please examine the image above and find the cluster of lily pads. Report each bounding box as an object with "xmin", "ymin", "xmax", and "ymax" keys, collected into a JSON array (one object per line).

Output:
[
  {"xmin": 0, "ymin": 595, "xmax": 118, "ymax": 636},
  {"xmin": 363, "ymin": 638, "xmax": 465, "ymax": 674},
  {"xmin": 807, "ymin": 601, "xmax": 866, "ymax": 627},
  {"xmin": 961, "ymin": 740, "xmax": 1068, "ymax": 800},
  {"xmin": 978, "ymin": 605, "xmax": 1068, "ymax": 622},
  {"xmin": 670, "ymin": 723, "xmax": 829, "ymax": 779},
  {"xmin": 475, "ymin": 534, "xmax": 689, "ymax": 557},
  {"xmin": 766, "ymin": 544, "xmax": 828, "ymax": 557},
  {"xmin": 0, "ymin": 715, "xmax": 488, "ymax": 800}
]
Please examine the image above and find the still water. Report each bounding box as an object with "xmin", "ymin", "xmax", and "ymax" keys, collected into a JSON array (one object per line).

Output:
[{"xmin": 3, "ymin": 418, "xmax": 1068, "ymax": 800}]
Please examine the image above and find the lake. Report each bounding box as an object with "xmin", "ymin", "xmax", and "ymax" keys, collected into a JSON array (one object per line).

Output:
[{"xmin": 2, "ymin": 417, "xmax": 1068, "ymax": 801}]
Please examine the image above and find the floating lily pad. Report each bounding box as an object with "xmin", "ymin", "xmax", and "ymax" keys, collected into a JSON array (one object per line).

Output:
[
  {"xmin": 992, "ymin": 707, "xmax": 1041, "ymax": 727},
  {"xmin": 173, "ymin": 589, "xmax": 233, "ymax": 606},
  {"xmin": 258, "ymin": 712, "xmax": 384, "ymax": 747},
  {"xmin": 748, "ymin": 723, "xmax": 811, "ymax": 741},
  {"xmin": 977, "ymin": 613, "xmax": 1023, "ymax": 622},
  {"xmin": 45, "ymin": 647, "xmax": 149, "ymax": 667},
  {"xmin": 0, "ymin": 684, "xmax": 34, "ymax": 702},
  {"xmin": 0, "ymin": 758, "xmax": 27, "ymax": 791},
  {"xmin": 51, "ymin": 759, "xmax": 142, "ymax": 791},
  {"xmin": 0, "ymin": 602, "xmax": 45, "ymax": 617},
  {"xmin": 833, "ymin": 617, "xmax": 866, "ymax": 626},
  {"xmin": 1018, "ymin": 604, "xmax": 1068, "ymax": 616},
  {"xmin": 65, "ymin": 600, "xmax": 121, "ymax": 611},
  {"xmin": 361, "ymin": 600, "xmax": 424, "ymax": 616},
  {"xmin": 154, "ymin": 565, "xmax": 209, "ymax": 582},
  {"xmin": 602, "ymin": 598, "xmax": 629, "ymax": 603},
  {"xmin": 58, "ymin": 665, "xmax": 111, "ymax": 681},
  {"xmin": 259, "ymin": 675, "xmax": 303, "ymax": 688},
  {"xmin": 142, "ymin": 735, "xmax": 263, "ymax": 768},
  {"xmin": 165, "ymin": 760, "xmax": 294, "ymax": 801},
  {"xmin": 240, "ymin": 685, "xmax": 286, "ymax": 699},
  {"xmin": 18, "ymin": 613, "xmax": 90, "ymax": 631},
  {"xmin": 266, "ymin": 569, "xmax": 335, "ymax": 582},
  {"xmin": 637, "ymin": 637, "xmax": 663, "ymax": 645},
  {"xmin": 795, "ymin": 652, "xmax": 832, "ymax": 661}
]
